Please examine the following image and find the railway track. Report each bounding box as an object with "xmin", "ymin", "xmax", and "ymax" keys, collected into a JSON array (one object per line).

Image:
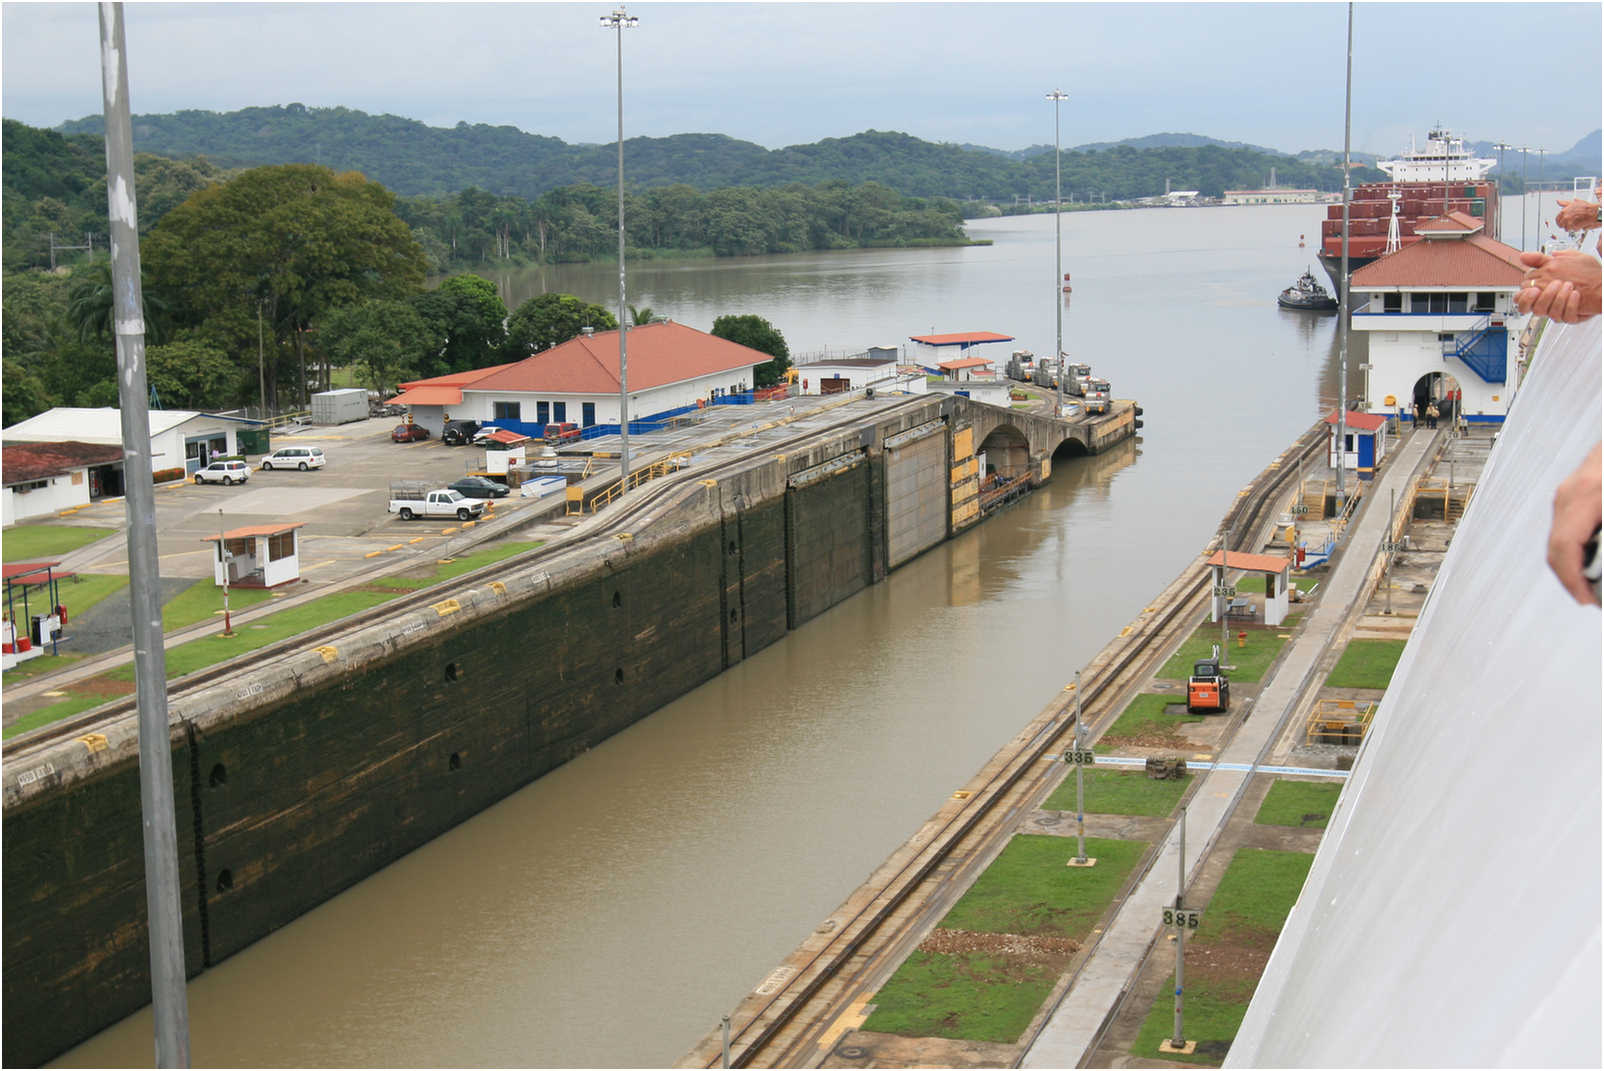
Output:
[
  {"xmin": 4, "ymin": 396, "xmax": 934, "ymax": 761},
  {"xmin": 686, "ymin": 421, "xmax": 1329, "ymax": 1069}
]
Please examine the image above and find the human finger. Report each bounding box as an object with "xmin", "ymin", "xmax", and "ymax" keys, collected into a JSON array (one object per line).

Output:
[
  {"xmin": 1519, "ymin": 250, "xmax": 1549, "ymax": 269},
  {"xmin": 1547, "ymin": 532, "xmax": 1594, "ymax": 604}
]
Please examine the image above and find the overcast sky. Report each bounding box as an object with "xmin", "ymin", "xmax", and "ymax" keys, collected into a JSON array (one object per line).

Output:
[{"xmin": 3, "ymin": 2, "xmax": 1600, "ymax": 157}]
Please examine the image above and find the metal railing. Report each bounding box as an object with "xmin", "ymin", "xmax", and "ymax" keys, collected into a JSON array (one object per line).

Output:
[
  {"xmin": 571, "ymin": 454, "xmax": 692, "ymax": 515},
  {"xmin": 1304, "ymin": 698, "xmax": 1374, "ymax": 746}
]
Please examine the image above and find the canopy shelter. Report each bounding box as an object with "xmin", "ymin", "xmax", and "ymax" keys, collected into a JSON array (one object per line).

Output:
[
  {"xmin": 202, "ymin": 523, "xmax": 306, "ymax": 589},
  {"xmin": 908, "ymin": 331, "xmax": 1015, "ymax": 373},
  {"xmin": 2, "ymin": 561, "xmax": 72, "ymax": 667},
  {"xmin": 1206, "ymin": 549, "xmax": 1293, "ymax": 627}
]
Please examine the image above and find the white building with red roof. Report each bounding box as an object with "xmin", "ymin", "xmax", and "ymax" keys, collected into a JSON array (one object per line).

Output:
[
  {"xmin": 1349, "ymin": 211, "xmax": 1531, "ymax": 423},
  {"xmin": 389, "ymin": 321, "xmax": 766, "ymax": 437}
]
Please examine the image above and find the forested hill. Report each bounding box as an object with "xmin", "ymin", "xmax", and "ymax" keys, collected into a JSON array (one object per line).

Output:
[{"xmin": 54, "ymin": 103, "xmax": 1372, "ymax": 203}]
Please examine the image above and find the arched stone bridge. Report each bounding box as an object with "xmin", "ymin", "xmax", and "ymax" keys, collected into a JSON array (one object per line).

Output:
[{"xmin": 947, "ymin": 394, "xmax": 1139, "ymax": 483}]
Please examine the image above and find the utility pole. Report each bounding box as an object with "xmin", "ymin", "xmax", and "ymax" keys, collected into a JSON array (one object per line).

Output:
[
  {"xmin": 1047, "ymin": 89, "xmax": 1069, "ymax": 419},
  {"xmin": 1335, "ymin": 0, "xmax": 1353, "ymax": 509},
  {"xmin": 602, "ymin": 6, "xmax": 638, "ymax": 481},
  {"xmin": 97, "ymin": 4, "xmax": 191, "ymax": 1065},
  {"xmin": 1063, "ymin": 671, "xmax": 1097, "ymax": 868}
]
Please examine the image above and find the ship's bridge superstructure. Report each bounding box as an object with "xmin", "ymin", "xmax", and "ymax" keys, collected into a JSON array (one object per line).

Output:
[{"xmin": 1376, "ymin": 127, "xmax": 1496, "ymax": 183}]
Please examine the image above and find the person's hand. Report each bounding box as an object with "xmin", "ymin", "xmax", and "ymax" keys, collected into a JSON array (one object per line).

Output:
[
  {"xmin": 1517, "ymin": 249, "xmax": 1603, "ymax": 323},
  {"xmin": 1548, "ymin": 442, "xmax": 1602, "ymax": 606},
  {"xmin": 1554, "ymin": 198, "xmax": 1601, "ymax": 233}
]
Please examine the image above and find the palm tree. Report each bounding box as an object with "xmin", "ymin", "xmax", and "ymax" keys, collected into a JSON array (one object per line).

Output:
[
  {"xmin": 65, "ymin": 256, "xmax": 168, "ymax": 347},
  {"xmin": 627, "ymin": 304, "xmax": 659, "ymax": 327}
]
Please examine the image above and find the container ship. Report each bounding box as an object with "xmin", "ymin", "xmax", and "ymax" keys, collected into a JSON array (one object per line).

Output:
[{"xmin": 1318, "ymin": 128, "xmax": 1499, "ymax": 288}]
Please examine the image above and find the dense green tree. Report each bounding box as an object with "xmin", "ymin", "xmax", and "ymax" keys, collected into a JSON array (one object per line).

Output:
[
  {"xmin": 711, "ymin": 314, "xmax": 790, "ymax": 387},
  {"xmin": 628, "ymin": 305, "xmax": 658, "ymax": 326},
  {"xmin": 145, "ymin": 338, "xmax": 238, "ymax": 409},
  {"xmin": 142, "ymin": 163, "xmax": 427, "ymax": 406},
  {"xmin": 504, "ymin": 293, "xmax": 617, "ymax": 356},
  {"xmin": 319, "ymin": 299, "xmax": 429, "ymax": 395},
  {"xmin": 411, "ymin": 273, "xmax": 507, "ymax": 377}
]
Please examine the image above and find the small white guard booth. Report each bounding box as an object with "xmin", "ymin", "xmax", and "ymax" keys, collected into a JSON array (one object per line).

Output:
[
  {"xmin": 1206, "ymin": 549, "xmax": 1292, "ymax": 627},
  {"xmin": 203, "ymin": 522, "xmax": 306, "ymax": 589}
]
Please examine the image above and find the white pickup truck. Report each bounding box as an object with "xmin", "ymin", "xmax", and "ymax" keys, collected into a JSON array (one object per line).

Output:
[{"xmin": 388, "ymin": 484, "xmax": 487, "ymax": 522}]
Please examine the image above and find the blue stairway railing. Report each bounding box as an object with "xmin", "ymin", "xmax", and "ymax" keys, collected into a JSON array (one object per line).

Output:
[{"xmin": 1441, "ymin": 314, "xmax": 1506, "ymax": 383}]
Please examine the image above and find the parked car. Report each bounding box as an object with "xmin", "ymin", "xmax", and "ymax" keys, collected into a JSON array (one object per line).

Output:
[
  {"xmin": 442, "ymin": 419, "xmax": 481, "ymax": 446},
  {"xmin": 260, "ymin": 446, "xmax": 326, "ymax": 471},
  {"xmin": 193, "ymin": 460, "xmax": 251, "ymax": 485},
  {"xmin": 447, "ymin": 475, "xmax": 510, "ymax": 499},
  {"xmin": 387, "ymin": 483, "xmax": 487, "ymax": 522},
  {"xmin": 392, "ymin": 423, "xmax": 431, "ymax": 443},
  {"xmin": 544, "ymin": 422, "xmax": 580, "ymax": 444}
]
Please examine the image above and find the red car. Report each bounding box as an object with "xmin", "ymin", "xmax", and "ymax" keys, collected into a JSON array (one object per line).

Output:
[
  {"xmin": 392, "ymin": 423, "xmax": 431, "ymax": 443},
  {"xmin": 544, "ymin": 422, "xmax": 580, "ymax": 443}
]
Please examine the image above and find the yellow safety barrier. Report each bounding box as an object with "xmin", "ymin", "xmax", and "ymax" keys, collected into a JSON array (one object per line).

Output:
[{"xmin": 1304, "ymin": 698, "xmax": 1374, "ymax": 746}]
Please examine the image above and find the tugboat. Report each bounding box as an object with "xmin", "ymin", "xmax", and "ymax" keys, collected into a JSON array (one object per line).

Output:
[{"xmin": 1278, "ymin": 268, "xmax": 1339, "ymax": 311}]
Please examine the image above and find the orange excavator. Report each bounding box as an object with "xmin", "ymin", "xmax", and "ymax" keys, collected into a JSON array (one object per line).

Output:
[{"xmin": 1186, "ymin": 648, "xmax": 1230, "ymax": 713}]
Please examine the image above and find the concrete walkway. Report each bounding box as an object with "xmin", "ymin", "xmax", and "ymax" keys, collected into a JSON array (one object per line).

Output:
[{"xmin": 1020, "ymin": 426, "xmax": 1440, "ymax": 1068}]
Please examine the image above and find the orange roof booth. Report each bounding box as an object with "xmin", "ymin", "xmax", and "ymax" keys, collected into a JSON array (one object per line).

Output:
[
  {"xmin": 1207, "ymin": 549, "xmax": 1293, "ymax": 627},
  {"xmin": 202, "ymin": 523, "xmax": 306, "ymax": 589}
]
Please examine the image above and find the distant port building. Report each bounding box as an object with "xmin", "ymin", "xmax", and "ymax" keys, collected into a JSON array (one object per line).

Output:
[{"xmin": 1222, "ymin": 187, "xmax": 1324, "ymax": 205}]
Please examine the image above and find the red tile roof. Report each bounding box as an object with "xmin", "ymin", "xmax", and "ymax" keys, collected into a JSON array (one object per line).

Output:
[
  {"xmin": 201, "ymin": 523, "xmax": 306, "ymax": 542},
  {"xmin": 484, "ymin": 428, "xmax": 531, "ymax": 445},
  {"xmin": 1351, "ymin": 223, "xmax": 1525, "ymax": 288},
  {"xmin": 397, "ymin": 364, "xmax": 518, "ymax": 390},
  {"xmin": 938, "ymin": 357, "xmax": 995, "ymax": 371},
  {"xmin": 390, "ymin": 385, "xmax": 463, "ymax": 406},
  {"xmin": 466, "ymin": 322, "xmax": 765, "ymax": 395},
  {"xmin": 1, "ymin": 441, "xmax": 124, "ymax": 485},
  {"xmin": 1415, "ymin": 211, "xmax": 1485, "ymax": 235},
  {"xmin": 1206, "ymin": 550, "xmax": 1292, "ymax": 574},
  {"xmin": 1324, "ymin": 411, "xmax": 1390, "ymax": 431},
  {"xmin": 909, "ymin": 332, "xmax": 1014, "ymax": 346}
]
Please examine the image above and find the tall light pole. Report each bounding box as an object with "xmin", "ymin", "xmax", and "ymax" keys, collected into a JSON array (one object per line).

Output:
[
  {"xmin": 1520, "ymin": 146, "xmax": 1532, "ymax": 249},
  {"xmin": 1047, "ymin": 89, "xmax": 1069, "ymax": 418},
  {"xmin": 1045, "ymin": 90, "xmax": 1071, "ymax": 416},
  {"xmin": 1336, "ymin": 1, "xmax": 1353, "ymax": 507},
  {"xmin": 602, "ymin": 6, "xmax": 637, "ymax": 479},
  {"xmin": 98, "ymin": 4, "xmax": 191, "ymax": 1064}
]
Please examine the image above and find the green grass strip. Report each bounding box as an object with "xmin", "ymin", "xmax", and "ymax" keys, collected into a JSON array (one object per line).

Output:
[
  {"xmin": 861, "ymin": 950, "xmax": 1061, "ymax": 1044},
  {"xmin": 1043, "ymin": 768, "xmax": 1194, "ymax": 817},
  {"xmin": 107, "ymin": 589, "xmax": 403, "ymax": 681},
  {"xmin": 51, "ymin": 572, "xmax": 129, "ymax": 618},
  {"xmin": 1254, "ymin": 780, "xmax": 1342, "ymax": 829},
  {"xmin": 160, "ymin": 579, "xmax": 281, "ymax": 632},
  {"xmin": 866, "ymin": 834, "xmax": 1148, "ymax": 1044},
  {"xmin": 1, "ymin": 524, "xmax": 116, "ymax": 563},
  {"xmin": 1097, "ymin": 693, "xmax": 1204, "ymax": 750},
  {"xmin": 1324, "ymin": 638, "xmax": 1405, "ymax": 690},
  {"xmin": 5, "ymin": 541, "xmax": 545, "ymax": 739},
  {"xmin": 1157, "ymin": 625, "xmax": 1293, "ymax": 684},
  {"xmin": 1130, "ymin": 848, "xmax": 1315, "ymax": 1065},
  {"xmin": 2, "ymin": 692, "xmax": 117, "ymax": 739},
  {"xmin": 941, "ymin": 834, "xmax": 1147, "ymax": 938}
]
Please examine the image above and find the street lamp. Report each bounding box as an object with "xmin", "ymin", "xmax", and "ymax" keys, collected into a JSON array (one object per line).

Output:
[
  {"xmin": 602, "ymin": 5, "xmax": 638, "ymax": 480},
  {"xmin": 1046, "ymin": 89, "xmax": 1068, "ymax": 418}
]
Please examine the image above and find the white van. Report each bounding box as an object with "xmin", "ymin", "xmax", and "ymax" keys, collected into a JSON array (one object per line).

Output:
[{"xmin": 260, "ymin": 446, "xmax": 327, "ymax": 471}]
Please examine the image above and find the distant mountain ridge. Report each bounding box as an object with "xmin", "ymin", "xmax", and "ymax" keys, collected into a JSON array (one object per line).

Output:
[
  {"xmin": 46, "ymin": 104, "xmax": 1600, "ymax": 206},
  {"xmin": 54, "ymin": 104, "xmax": 1377, "ymax": 204}
]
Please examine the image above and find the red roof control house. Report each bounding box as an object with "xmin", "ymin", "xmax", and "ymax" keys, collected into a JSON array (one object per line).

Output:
[
  {"xmin": 1, "ymin": 441, "xmax": 125, "ymax": 526},
  {"xmin": 388, "ymin": 322, "xmax": 767, "ymax": 438},
  {"xmin": 1349, "ymin": 213, "xmax": 1530, "ymax": 423}
]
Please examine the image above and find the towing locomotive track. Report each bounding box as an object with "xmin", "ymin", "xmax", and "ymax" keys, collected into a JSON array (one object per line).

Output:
[
  {"xmin": 3, "ymin": 396, "xmax": 941, "ymax": 761},
  {"xmin": 682, "ymin": 421, "xmax": 1328, "ymax": 1068}
]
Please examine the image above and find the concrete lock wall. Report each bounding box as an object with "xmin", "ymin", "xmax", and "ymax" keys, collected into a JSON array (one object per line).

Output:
[{"xmin": 2, "ymin": 401, "xmax": 976, "ymax": 1066}]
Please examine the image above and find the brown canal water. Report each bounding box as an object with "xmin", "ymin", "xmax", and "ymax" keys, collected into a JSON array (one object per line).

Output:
[{"xmin": 57, "ymin": 204, "xmax": 1360, "ymax": 1068}]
